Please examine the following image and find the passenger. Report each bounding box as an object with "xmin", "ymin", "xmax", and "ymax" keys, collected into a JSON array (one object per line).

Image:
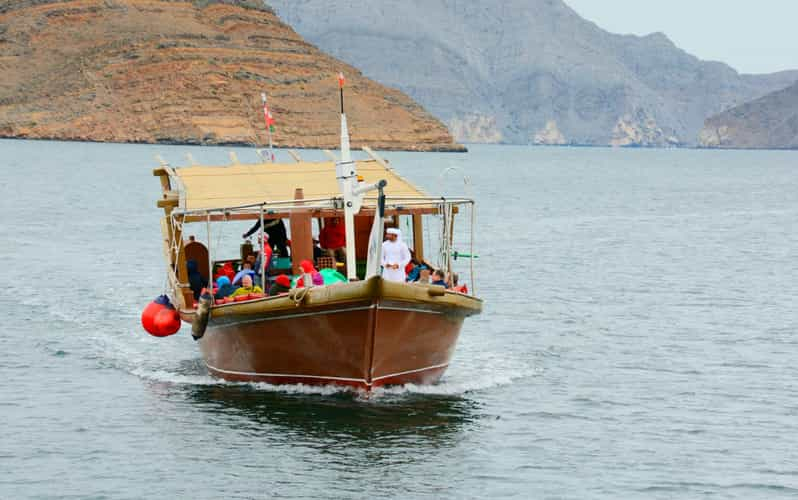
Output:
[
  {"xmin": 243, "ymin": 218, "xmax": 289, "ymax": 257},
  {"xmin": 255, "ymin": 233, "xmax": 273, "ymax": 272},
  {"xmin": 406, "ymin": 258, "xmax": 429, "ymax": 282},
  {"xmin": 296, "ymin": 259, "xmax": 324, "ymax": 287},
  {"xmin": 431, "ymin": 269, "xmax": 447, "ymax": 287},
  {"xmin": 312, "ymin": 236, "xmax": 324, "ymax": 261},
  {"xmin": 232, "ymin": 261, "xmax": 256, "ymax": 285},
  {"xmin": 214, "ymin": 261, "xmax": 236, "ymax": 282},
  {"xmin": 417, "ymin": 268, "xmax": 431, "ymax": 284},
  {"xmin": 186, "ymin": 259, "xmax": 207, "ymax": 300},
  {"xmin": 214, "ymin": 276, "xmax": 238, "ymax": 299},
  {"xmin": 381, "ymin": 228, "xmax": 411, "ymax": 282},
  {"xmin": 229, "ymin": 274, "xmax": 263, "ymax": 297},
  {"xmin": 319, "ymin": 217, "xmax": 346, "ymax": 263},
  {"xmin": 269, "ymin": 274, "xmax": 292, "ymax": 296}
]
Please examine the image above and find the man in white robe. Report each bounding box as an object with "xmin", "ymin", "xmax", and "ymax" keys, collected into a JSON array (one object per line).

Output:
[{"xmin": 381, "ymin": 228, "xmax": 411, "ymax": 282}]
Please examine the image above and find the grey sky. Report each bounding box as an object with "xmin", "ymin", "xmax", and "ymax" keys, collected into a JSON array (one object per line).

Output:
[{"xmin": 564, "ymin": 0, "xmax": 798, "ymax": 74}]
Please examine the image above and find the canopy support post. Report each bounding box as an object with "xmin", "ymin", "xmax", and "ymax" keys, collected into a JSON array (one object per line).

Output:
[
  {"xmin": 260, "ymin": 204, "xmax": 265, "ymax": 289},
  {"xmin": 412, "ymin": 214, "xmax": 424, "ymax": 262},
  {"xmin": 470, "ymin": 201, "xmax": 476, "ymax": 294},
  {"xmin": 289, "ymin": 188, "xmax": 313, "ymax": 276},
  {"xmin": 206, "ymin": 212, "xmax": 213, "ymax": 297}
]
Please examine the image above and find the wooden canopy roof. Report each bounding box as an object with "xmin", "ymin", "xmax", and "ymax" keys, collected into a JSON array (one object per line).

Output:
[{"xmin": 169, "ymin": 159, "xmax": 427, "ymax": 211}]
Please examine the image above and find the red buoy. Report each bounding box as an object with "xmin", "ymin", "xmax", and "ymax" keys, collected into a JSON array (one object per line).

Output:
[
  {"xmin": 142, "ymin": 295, "xmax": 180, "ymax": 337},
  {"xmin": 152, "ymin": 307, "xmax": 181, "ymax": 337}
]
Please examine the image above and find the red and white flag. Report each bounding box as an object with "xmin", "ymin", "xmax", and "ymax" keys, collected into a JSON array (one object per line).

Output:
[{"xmin": 263, "ymin": 103, "xmax": 275, "ymax": 132}]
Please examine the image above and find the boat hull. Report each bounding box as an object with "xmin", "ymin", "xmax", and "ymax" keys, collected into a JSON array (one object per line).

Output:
[{"xmin": 196, "ymin": 278, "xmax": 481, "ymax": 390}]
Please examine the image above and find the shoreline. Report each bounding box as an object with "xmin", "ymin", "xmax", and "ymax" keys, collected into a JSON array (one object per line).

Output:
[
  {"xmin": 0, "ymin": 133, "xmax": 468, "ymax": 153},
  {"xmin": 4, "ymin": 135, "xmax": 796, "ymax": 152}
]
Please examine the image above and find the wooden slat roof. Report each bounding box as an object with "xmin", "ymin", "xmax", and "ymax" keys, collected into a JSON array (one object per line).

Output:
[{"xmin": 172, "ymin": 159, "xmax": 426, "ymax": 211}]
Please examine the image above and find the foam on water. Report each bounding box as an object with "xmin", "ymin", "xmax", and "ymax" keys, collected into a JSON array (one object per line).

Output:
[{"xmin": 124, "ymin": 347, "xmax": 539, "ymax": 400}]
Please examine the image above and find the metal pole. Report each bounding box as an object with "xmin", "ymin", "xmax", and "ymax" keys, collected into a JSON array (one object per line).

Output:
[
  {"xmin": 206, "ymin": 212, "xmax": 213, "ymax": 298},
  {"xmin": 260, "ymin": 204, "xmax": 266, "ymax": 289},
  {"xmin": 267, "ymin": 120, "xmax": 274, "ymax": 163},
  {"xmin": 344, "ymin": 201, "xmax": 356, "ymax": 281},
  {"xmin": 470, "ymin": 201, "xmax": 476, "ymax": 294}
]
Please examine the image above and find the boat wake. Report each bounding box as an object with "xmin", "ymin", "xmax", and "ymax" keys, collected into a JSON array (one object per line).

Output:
[{"xmin": 126, "ymin": 349, "xmax": 540, "ymax": 400}]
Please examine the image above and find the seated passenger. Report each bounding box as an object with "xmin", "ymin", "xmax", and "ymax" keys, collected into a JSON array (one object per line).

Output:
[
  {"xmin": 416, "ymin": 268, "xmax": 431, "ymax": 284},
  {"xmin": 406, "ymin": 258, "xmax": 429, "ymax": 282},
  {"xmin": 269, "ymin": 274, "xmax": 292, "ymax": 296},
  {"xmin": 232, "ymin": 262, "xmax": 256, "ymax": 285},
  {"xmin": 214, "ymin": 276, "xmax": 238, "ymax": 299},
  {"xmin": 229, "ymin": 274, "xmax": 263, "ymax": 297},
  {"xmin": 187, "ymin": 259, "xmax": 207, "ymax": 300},
  {"xmin": 296, "ymin": 260, "xmax": 324, "ymax": 287},
  {"xmin": 214, "ymin": 261, "xmax": 236, "ymax": 282},
  {"xmin": 431, "ymin": 269, "xmax": 447, "ymax": 287}
]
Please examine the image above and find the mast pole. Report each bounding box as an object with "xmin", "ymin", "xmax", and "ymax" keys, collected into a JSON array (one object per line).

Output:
[
  {"xmin": 335, "ymin": 72, "xmax": 359, "ymax": 281},
  {"xmin": 261, "ymin": 92, "xmax": 275, "ymax": 162}
]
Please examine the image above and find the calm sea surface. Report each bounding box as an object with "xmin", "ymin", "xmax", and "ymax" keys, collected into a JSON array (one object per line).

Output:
[{"xmin": 1, "ymin": 139, "xmax": 797, "ymax": 499}]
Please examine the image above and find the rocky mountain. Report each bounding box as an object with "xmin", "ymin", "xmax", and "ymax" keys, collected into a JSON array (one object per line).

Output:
[
  {"xmin": 699, "ymin": 81, "xmax": 798, "ymax": 149},
  {"xmin": 0, "ymin": 0, "xmax": 463, "ymax": 151},
  {"xmin": 268, "ymin": 0, "xmax": 798, "ymax": 147}
]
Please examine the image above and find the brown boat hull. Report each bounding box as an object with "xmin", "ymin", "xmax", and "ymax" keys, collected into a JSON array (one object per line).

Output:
[{"xmin": 196, "ymin": 278, "xmax": 481, "ymax": 390}]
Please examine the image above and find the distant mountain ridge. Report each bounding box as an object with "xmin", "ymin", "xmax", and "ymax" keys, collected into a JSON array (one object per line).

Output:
[
  {"xmin": 268, "ymin": 0, "xmax": 798, "ymax": 147},
  {"xmin": 699, "ymin": 81, "xmax": 798, "ymax": 149},
  {"xmin": 0, "ymin": 0, "xmax": 462, "ymax": 151}
]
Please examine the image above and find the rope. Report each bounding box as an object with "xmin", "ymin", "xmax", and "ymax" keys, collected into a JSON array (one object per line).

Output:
[
  {"xmin": 165, "ymin": 213, "xmax": 184, "ymax": 301},
  {"xmin": 290, "ymin": 284, "xmax": 310, "ymax": 307},
  {"xmin": 438, "ymin": 200, "xmax": 454, "ymax": 275}
]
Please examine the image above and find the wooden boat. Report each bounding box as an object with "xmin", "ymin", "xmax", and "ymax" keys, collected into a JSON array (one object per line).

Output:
[{"xmin": 150, "ymin": 98, "xmax": 482, "ymax": 390}]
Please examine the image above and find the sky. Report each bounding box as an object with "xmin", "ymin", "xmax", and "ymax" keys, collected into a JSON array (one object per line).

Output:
[{"xmin": 563, "ymin": 0, "xmax": 798, "ymax": 74}]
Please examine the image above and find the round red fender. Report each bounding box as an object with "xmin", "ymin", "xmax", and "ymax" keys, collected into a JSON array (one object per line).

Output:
[
  {"xmin": 234, "ymin": 294, "xmax": 250, "ymax": 302},
  {"xmin": 141, "ymin": 295, "xmax": 170, "ymax": 335},
  {"xmin": 249, "ymin": 293, "xmax": 265, "ymax": 300},
  {"xmin": 152, "ymin": 307, "xmax": 181, "ymax": 337}
]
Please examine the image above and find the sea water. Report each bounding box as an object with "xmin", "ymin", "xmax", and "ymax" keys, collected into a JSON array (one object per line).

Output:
[{"xmin": 1, "ymin": 139, "xmax": 797, "ymax": 499}]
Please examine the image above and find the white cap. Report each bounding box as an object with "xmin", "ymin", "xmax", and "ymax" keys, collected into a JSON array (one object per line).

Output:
[{"xmin": 386, "ymin": 228, "xmax": 400, "ymax": 236}]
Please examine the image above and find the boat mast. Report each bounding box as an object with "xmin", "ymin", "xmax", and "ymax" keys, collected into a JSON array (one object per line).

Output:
[{"xmin": 335, "ymin": 73, "xmax": 360, "ymax": 281}]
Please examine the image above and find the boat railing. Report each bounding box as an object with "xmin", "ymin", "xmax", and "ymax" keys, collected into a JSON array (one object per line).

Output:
[{"xmin": 171, "ymin": 196, "xmax": 474, "ymax": 218}]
